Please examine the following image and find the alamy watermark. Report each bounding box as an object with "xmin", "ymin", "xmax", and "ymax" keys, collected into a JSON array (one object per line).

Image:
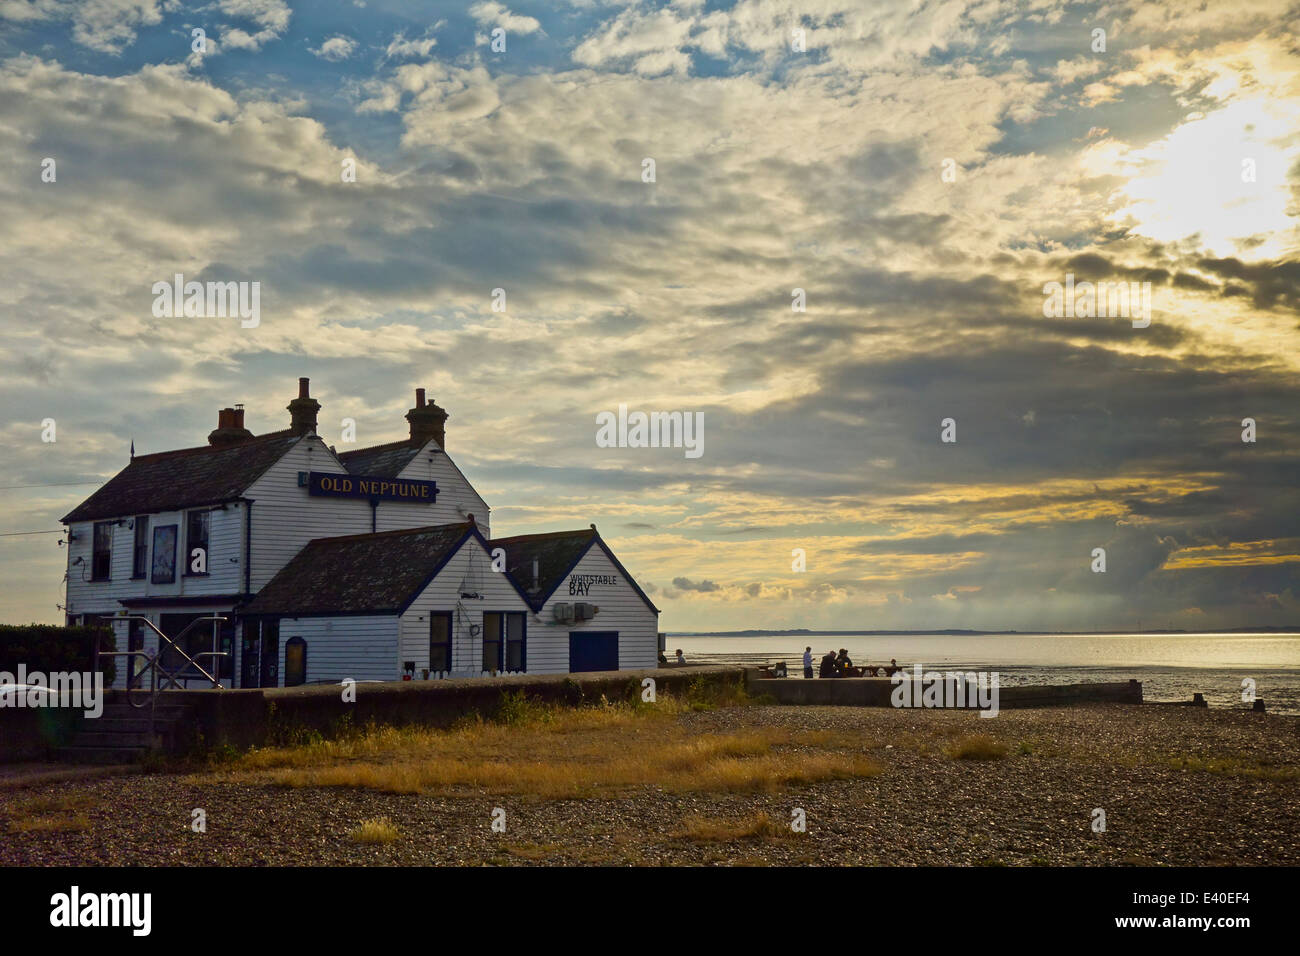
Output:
[
  {"xmin": 890, "ymin": 663, "xmax": 1000, "ymax": 717},
  {"xmin": 50, "ymin": 886, "xmax": 150, "ymax": 936},
  {"xmin": 0, "ymin": 667, "xmax": 103, "ymax": 718},
  {"xmin": 1043, "ymin": 274, "xmax": 1151, "ymax": 328},
  {"xmin": 152, "ymin": 273, "xmax": 260, "ymax": 328},
  {"xmin": 595, "ymin": 404, "xmax": 703, "ymax": 459}
]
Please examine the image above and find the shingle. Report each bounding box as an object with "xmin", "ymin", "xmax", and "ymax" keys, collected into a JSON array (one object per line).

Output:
[
  {"xmin": 242, "ymin": 522, "xmax": 475, "ymax": 616},
  {"xmin": 62, "ymin": 431, "xmax": 301, "ymax": 524},
  {"xmin": 489, "ymin": 529, "xmax": 597, "ymax": 607},
  {"xmin": 338, "ymin": 439, "xmax": 423, "ymax": 478}
]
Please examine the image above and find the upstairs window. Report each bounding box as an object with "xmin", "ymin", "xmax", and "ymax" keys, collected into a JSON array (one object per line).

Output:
[
  {"xmin": 91, "ymin": 522, "xmax": 113, "ymax": 581},
  {"xmin": 151, "ymin": 524, "xmax": 177, "ymax": 584},
  {"xmin": 132, "ymin": 516, "xmax": 150, "ymax": 579},
  {"xmin": 185, "ymin": 510, "xmax": 210, "ymax": 576}
]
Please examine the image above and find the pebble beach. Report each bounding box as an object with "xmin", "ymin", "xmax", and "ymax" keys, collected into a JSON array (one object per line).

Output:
[{"xmin": 2, "ymin": 702, "xmax": 1295, "ymax": 867}]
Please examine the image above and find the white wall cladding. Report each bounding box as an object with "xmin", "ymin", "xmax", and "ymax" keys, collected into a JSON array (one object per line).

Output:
[
  {"xmin": 398, "ymin": 536, "xmax": 530, "ymax": 677},
  {"xmin": 276, "ymin": 615, "xmax": 399, "ymax": 684},
  {"xmin": 389, "ymin": 442, "xmax": 491, "ymax": 537},
  {"xmin": 65, "ymin": 503, "xmax": 246, "ymax": 619},
  {"xmin": 526, "ymin": 545, "xmax": 659, "ymax": 674},
  {"xmin": 243, "ymin": 437, "xmax": 370, "ymax": 592},
  {"xmin": 245, "ymin": 436, "xmax": 491, "ymax": 592}
]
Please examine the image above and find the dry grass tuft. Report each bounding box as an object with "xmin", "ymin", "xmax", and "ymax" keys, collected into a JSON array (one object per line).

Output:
[
  {"xmin": 676, "ymin": 811, "xmax": 798, "ymax": 842},
  {"xmin": 349, "ymin": 817, "xmax": 400, "ymax": 844},
  {"xmin": 195, "ymin": 689, "xmax": 883, "ymax": 798},
  {"xmin": 946, "ymin": 734, "xmax": 1009, "ymax": 761},
  {"xmin": 4, "ymin": 793, "xmax": 95, "ymax": 835},
  {"xmin": 9, "ymin": 814, "xmax": 91, "ymax": 834}
]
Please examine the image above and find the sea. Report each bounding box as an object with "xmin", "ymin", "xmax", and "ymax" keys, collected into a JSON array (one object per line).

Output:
[{"xmin": 667, "ymin": 632, "xmax": 1300, "ymax": 716}]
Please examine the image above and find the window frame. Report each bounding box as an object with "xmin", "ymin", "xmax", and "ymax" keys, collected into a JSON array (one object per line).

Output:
[
  {"xmin": 184, "ymin": 509, "xmax": 210, "ymax": 577},
  {"xmin": 505, "ymin": 611, "xmax": 526, "ymax": 673},
  {"xmin": 429, "ymin": 611, "xmax": 453, "ymax": 674},
  {"xmin": 484, "ymin": 611, "xmax": 526, "ymax": 673},
  {"xmin": 482, "ymin": 612, "xmax": 502, "ymax": 673},
  {"xmin": 284, "ymin": 636, "xmax": 307, "ymax": 687},
  {"xmin": 132, "ymin": 515, "xmax": 150, "ymax": 579},
  {"xmin": 150, "ymin": 524, "xmax": 178, "ymax": 584},
  {"xmin": 91, "ymin": 521, "xmax": 113, "ymax": 581}
]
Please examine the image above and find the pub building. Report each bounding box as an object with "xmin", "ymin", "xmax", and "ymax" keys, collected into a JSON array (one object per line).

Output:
[{"xmin": 61, "ymin": 379, "xmax": 660, "ymax": 688}]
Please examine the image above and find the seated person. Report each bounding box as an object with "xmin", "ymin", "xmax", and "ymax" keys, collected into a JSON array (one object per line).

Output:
[{"xmin": 819, "ymin": 650, "xmax": 838, "ymax": 678}]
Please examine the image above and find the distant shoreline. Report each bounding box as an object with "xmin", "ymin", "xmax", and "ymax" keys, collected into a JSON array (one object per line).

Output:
[{"xmin": 667, "ymin": 627, "xmax": 1300, "ymax": 637}]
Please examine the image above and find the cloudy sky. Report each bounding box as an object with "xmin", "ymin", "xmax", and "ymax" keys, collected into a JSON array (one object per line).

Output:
[{"xmin": 1, "ymin": 0, "xmax": 1298, "ymax": 632}]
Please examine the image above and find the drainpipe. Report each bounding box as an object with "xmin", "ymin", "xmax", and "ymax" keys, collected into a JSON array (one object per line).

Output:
[{"xmin": 242, "ymin": 499, "xmax": 253, "ymax": 597}]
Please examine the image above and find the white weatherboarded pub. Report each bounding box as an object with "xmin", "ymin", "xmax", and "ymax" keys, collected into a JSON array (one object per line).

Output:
[{"xmin": 61, "ymin": 379, "xmax": 660, "ymax": 688}]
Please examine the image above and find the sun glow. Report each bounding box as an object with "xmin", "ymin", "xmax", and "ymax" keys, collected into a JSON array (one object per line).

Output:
[{"xmin": 1109, "ymin": 97, "xmax": 1299, "ymax": 259}]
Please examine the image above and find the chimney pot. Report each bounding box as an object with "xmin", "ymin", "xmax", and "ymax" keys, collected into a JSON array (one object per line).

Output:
[
  {"xmin": 288, "ymin": 377, "xmax": 322, "ymax": 436},
  {"xmin": 406, "ymin": 392, "xmax": 448, "ymax": 448},
  {"xmin": 209, "ymin": 406, "xmax": 254, "ymax": 447}
]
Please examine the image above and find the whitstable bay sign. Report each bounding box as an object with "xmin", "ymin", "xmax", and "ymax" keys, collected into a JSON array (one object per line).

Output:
[{"xmin": 304, "ymin": 472, "xmax": 439, "ymax": 503}]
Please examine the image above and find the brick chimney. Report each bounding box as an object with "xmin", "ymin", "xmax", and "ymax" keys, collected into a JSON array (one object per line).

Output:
[
  {"xmin": 287, "ymin": 377, "xmax": 320, "ymax": 436},
  {"xmin": 406, "ymin": 388, "xmax": 448, "ymax": 448},
  {"xmin": 208, "ymin": 405, "xmax": 253, "ymax": 447}
]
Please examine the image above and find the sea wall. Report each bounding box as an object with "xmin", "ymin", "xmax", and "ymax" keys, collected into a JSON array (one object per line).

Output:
[
  {"xmin": 133, "ymin": 664, "xmax": 743, "ymax": 754},
  {"xmin": 748, "ymin": 675, "xmax": 1143, "ymax": 708}
]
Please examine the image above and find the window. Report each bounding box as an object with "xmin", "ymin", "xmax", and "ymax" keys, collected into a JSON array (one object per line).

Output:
[
  {"xmin": 158, "ymin": 613, "xmax": 234, "ymax": 683},
  {"xmin": 429, "ymin": 612, "xmax": 452, "ymax": 673},
  {"xmin": 484, "ymin": 612, "xmax": 526, "ymax": 673},
  {"xmin": 185, "ymin": 510, "xmax": 210, "ymax": 576},
  {"xmin": 482, "ymin": 613, "xmax": 502, "ymax": 672},
  {"xmin": 91, "ymin": 522, "xmax": 113, "ymax": 581},
  {"xmin": 285, "ymin": 637, "xmax": 307, "ymax": 687},
  {"xmin": 505, "ymin": 613, "xmax": 526, "ymax": 672},
  {"xmin": 132, "ymin": 516, "xmax": 149, "ymax": 579},
  {"xmin": 151, "ymin": 524, "xmax": 177, "ymax": 584}
]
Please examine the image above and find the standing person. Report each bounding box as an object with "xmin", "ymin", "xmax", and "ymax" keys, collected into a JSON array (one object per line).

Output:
[
  {"xmin": 802, "ymin": 646, "xmax": 814, "ymax": 679},
  {"xmin": 836, "ymin": 648, "xmax": 853, "ymax": 676},
  {"xmin": 675, "ymin": 648, "xmax": 686, "ymax": 665},
  {"xmin": 819, "ymin": 649, "xmax": 837, "ymax": 678}
]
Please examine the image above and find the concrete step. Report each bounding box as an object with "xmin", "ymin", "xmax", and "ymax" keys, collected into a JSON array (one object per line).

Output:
[
  {"xmin": 55, "ymin": 746, "xmax": 147, "ymax": 765},
  {"xmin": 99, "ymin": 705, "xmax": 188, "ymax": 722},
  {"xmin": 71, "ymin": 731, "xmax": 159, "ymax": 748},
  {"xmin": 85, "ymin": 717, "xmax": 156, "ymax": 734}
]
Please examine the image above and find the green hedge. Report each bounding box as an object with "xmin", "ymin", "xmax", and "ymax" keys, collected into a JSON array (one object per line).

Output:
[{"xmin": 0, "ymin": 624, "xmax": 116, "ymax": 684}]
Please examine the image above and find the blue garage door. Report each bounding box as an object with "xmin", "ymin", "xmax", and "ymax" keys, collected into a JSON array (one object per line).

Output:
[{"xmin": 569, "ymin": 632, "xmax": 619, "ymax": 672}]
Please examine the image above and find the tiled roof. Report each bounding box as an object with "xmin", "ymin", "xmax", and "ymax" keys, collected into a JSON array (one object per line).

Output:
[
  {"xmin": 490, "ymin": 527, "xmax": 660, "ymax": 614},
  {"xmin": 242, "ymin": 522, "xmax": 477, "ymax": 616},
  {"xmin": 489, "ymin": 528, "xmax": 598, "ymax": 607},
  {"xmin": 338, "ymin": 439, "xmax": 424, "ymax": 478},
  {"xmin": 62, "ymin": 431, "xmax": 301, "ymax": 524}
]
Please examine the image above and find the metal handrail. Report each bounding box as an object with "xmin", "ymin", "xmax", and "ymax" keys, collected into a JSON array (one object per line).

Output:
[{"xmin": 92, "ymin": 615, "xmax": 230, "ymax": 735}]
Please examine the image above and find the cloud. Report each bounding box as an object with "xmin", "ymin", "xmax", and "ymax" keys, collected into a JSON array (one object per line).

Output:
[
  {"xmin": 311, "ymin": 35, "xmax": 358, "ymax": 62},
  {"xmin": 217, "ymin": 0, "xmax": 290, "ymax": 51},
  {"xmin": 384, "ymin": 29, "xmax": 439, "ymax": 60},
  {"xmin": 671, "ymin": 576, "xmax": 720, "ymax": 592},
  {"xmin": 1, "ymin": 2, "xmax": 1298, "ymax": 629},
  {"xmin": 0, "ymin": 0, "xmax": 174, "ymax": 54},
  {"xmin": 469, "ymin": 1, "xmax": 540, "ymax": 36}
]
